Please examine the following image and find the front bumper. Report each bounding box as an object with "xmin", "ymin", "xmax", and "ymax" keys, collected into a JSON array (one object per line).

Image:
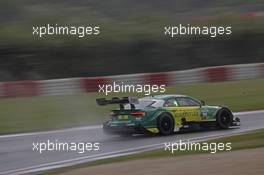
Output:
[{"xmin": 231, "ymin": 117, "xmax": 241, "ymax": 126}]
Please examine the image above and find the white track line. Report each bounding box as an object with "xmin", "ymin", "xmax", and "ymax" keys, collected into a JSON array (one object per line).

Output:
[
  {"xmin": 0, "ymin": 125, "xmax": 102, "ymax": 139},
  {"xmin": 0, "ymin": 109, "xmax": 263, "ymax": 139},
  {"xmin": 234, "ymin": 110, "xmax": 264, "ymax": 116}
]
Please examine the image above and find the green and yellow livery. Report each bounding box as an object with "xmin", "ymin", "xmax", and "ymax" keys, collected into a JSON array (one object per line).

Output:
[{"xmin": 96, "ymin": 95, "xmax": 240, "ymax": 136}]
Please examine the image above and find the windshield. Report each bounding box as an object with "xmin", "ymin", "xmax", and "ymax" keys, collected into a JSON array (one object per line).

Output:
[{"xmin": 124, "ymin": 99, "xmax": 164, "ymax": 109}]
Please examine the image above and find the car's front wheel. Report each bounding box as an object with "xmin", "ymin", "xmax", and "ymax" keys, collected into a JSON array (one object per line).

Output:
[
  {"xmin": 216, "ymin": 108, "xmax": 233, "ymax": 129},
  {"xmin": 157, "ymin": 113, "xmax": 175, "ymax": 135}
]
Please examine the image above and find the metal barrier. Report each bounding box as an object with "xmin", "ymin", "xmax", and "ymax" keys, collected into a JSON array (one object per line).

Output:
[{"xmin": 0, "ymin": 63, "xmax": 263, "ymax": 98}]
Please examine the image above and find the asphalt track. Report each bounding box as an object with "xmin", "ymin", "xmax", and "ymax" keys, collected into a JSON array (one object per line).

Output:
[{"xmin": 0, "ymin": 110, "xmax": 264, "ymax": 175}]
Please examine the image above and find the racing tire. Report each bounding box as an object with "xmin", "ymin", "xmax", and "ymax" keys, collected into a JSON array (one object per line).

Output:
[
  {"xmin": 157, "ymin": 113, "xmax": 175, "ymax": 135},
  {"xmin": 216, "ymin": 108, "xmax": 233, "ymax": 129}
]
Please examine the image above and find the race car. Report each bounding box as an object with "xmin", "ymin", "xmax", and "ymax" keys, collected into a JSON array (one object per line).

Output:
[{"xmin": 96, "ymin": 95, "xmax": 240, "ymax": 136}]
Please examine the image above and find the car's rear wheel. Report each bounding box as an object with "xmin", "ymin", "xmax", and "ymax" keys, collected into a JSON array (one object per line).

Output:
[
  {"xmin": 157, "ymin": 113, "xmax": 174, "ymax": 135},
  {"xmin": 216, "ymin": 108, "xmax": 233, "ymax": 129}
]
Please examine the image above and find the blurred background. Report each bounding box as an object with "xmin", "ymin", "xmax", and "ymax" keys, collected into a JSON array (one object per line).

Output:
[
  {"xmin": 0, "ymin": 0, "xmax": 263, "ymax": 134},
  {"xmin": 0, "ymin": 0, "xmax": 263, "ymax": 81}
]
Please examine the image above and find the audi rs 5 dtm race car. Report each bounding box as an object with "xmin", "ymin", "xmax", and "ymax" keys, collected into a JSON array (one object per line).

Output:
[{"xmin": 96, "ymin": 95, "xmax": 240, "ymax": 136}]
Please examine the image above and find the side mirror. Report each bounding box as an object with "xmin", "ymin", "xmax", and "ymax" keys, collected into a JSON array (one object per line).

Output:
[{"xmin": 201, "ymin": 100, "xmax": 206, "ymax": 106}]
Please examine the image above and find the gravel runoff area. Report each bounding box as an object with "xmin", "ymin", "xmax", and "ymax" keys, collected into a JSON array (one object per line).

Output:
[{"xmin": 57, "ymin": 148, "xmax": 264, "ymax": 175}]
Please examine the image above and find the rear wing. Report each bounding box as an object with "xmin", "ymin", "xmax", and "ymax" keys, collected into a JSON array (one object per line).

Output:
[{"xmin": 96, "ymin": 97, "xmax": 139, "ymax": 110}]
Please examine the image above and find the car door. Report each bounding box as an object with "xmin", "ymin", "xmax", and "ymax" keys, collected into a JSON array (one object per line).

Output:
[
  {"xmin": 174, "ymin": 97, "xmax": 202, "ymax": 122},
  {"xmin": 163, "ymin": 97, "xmax": 187, "ymax": 126}
]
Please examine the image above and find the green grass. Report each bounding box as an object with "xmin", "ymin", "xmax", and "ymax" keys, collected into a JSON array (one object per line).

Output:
[
  {"xmin": 0, "ymin": 78, "xmax": 264, "ymax": 134},
  {"xmin": 46, "ymin": 129, "xmax": 264, "ymax": 175}
]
